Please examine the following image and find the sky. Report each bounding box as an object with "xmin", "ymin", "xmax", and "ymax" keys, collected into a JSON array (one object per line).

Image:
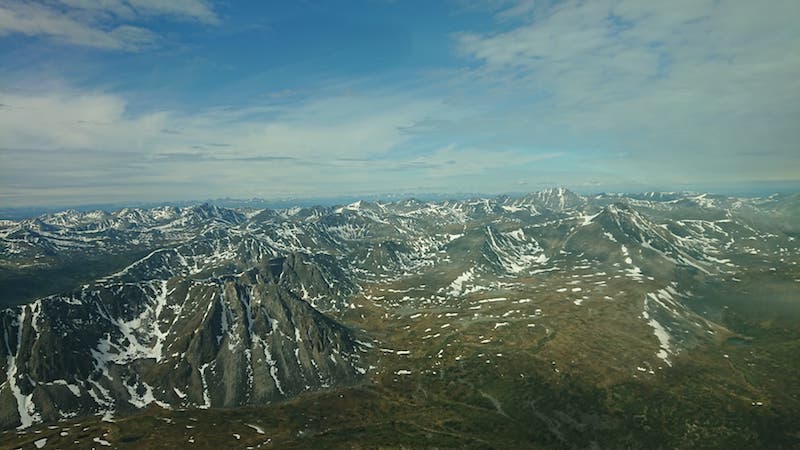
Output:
[{"xmin": 0, "ymin": 0, "xmax": 798, "ymax": 207}]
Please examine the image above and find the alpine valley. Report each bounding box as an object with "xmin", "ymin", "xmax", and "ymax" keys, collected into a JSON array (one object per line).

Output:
[{"xmin": 1, "ymin": 189, "xmax": 798, "ymax": 449}]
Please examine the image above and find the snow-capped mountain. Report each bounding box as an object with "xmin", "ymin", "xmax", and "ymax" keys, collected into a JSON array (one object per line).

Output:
[{"xmin": 1, "ymin": 189, "xmax": 798, "ymax": 446}]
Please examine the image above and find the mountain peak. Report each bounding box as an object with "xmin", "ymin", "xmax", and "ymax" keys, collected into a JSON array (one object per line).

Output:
[{"xmin": 516, "ymin": 187, "xmax": 585, "ymax": 211}]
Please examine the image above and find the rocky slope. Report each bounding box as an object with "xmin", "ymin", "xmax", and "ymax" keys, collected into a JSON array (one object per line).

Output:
[{"xmin": 0, "ymin": 188, "xmax": 798, "ymax": 444}]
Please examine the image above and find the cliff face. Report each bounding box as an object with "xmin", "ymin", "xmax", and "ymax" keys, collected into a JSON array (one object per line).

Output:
[{"xmin": 0, "ymin": 255, "xmax": 365, "ymax": 430}]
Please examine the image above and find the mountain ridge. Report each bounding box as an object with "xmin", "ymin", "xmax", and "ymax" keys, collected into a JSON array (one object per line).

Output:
[{"xmin": 0, "ymin": 188, "xmax": 798, "ymax": 447}]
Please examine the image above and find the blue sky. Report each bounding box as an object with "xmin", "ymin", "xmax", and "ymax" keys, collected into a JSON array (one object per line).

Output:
[{"xmin": 1, "ymin": 0, "xmax": 798, "ymax": 206}]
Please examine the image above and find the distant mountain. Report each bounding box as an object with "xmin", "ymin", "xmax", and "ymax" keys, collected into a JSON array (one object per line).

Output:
[{"xmin": 1, "ymin": 189, "xmax": 798, "ymax": 447}]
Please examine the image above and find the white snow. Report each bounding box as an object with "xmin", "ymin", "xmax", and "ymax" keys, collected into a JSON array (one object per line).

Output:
[
  {"xmin": 477, "ymin": 297, "xmax": 508, "ymax": 304},
  {"xmin": 485, "ymin": 226, "xmax": 548, "ymax": 273},
  {"xmin": 173, "ymin": 387, "xmax": 187, "ymax": 399},
  {"xmin": 5, "ymin": 308, "xmax": 42, "ymax": 429},
  {"xmin": 48, "ymin": 379, "xmax": 81, "ymax": 397},
  {"xmin": 642, "ymin": 294, "xmax": 674, "ymax": 365},
  {"xmin": 246, "ymin": 423, "xmax": 266, "ymax": 434},
  {"xmin": 448, "ymin": 268, "xmax": 475, "ymax": 296},
  {"xmin": 580, "ymin": 211, "xmax": 601, "ymax": 226},
  {"xmin": 198, "ymin": 363, "xmax": 212, "ymax": 409},
  {"xmin": 93, "ymin": 437, "xmax": 112, "ymax": 446},
  {"xmin": 263, "ymin": 341, "xmax": 285, "ymax": 395}
]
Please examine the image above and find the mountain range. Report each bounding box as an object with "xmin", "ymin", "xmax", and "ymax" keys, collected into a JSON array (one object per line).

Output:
[{"xmin": 1, "ymin": 188, "xmax": 798, "ymax": 448}]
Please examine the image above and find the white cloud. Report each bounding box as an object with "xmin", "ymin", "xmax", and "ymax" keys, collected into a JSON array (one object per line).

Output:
[
  {"xmin": 0, "ymin": 88, "xmax": 441, "ymax": 159},
  {"xmin": 1, "ymin": 0, "xmax": 797, "ymax": 206},
  {"xmin": 0, "ymin": 83, "xmax": 571, "ymax": 205},
  {"xmin": 455, "ymin": 0, "xmax": 800, "ymax": 182},
  {"xmin": 58, "ymin": 0, "xmax": 218, "ymax": 23},
  {"xmin": 0, "ymin": 86, "xmax": 443, "ymax": 204},
  {"xmin": 0, "ymin": 89, "xmax": 166, "ymax": 150},
  {"xmin": 0, "ymin": 2, "xmax": 154, "ymax": 50},
  {"xmin": 0, "ymin": 0, "xmax": 217, "ymax": 51}
]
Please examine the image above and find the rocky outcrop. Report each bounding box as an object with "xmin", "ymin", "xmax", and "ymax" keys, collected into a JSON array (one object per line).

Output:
[{"xmin": 0, "ymin": 256, "xmax": 364, "ymax": 430}]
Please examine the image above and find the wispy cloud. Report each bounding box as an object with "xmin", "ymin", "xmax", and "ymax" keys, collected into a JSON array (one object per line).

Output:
[
  {"xmin": 0, "ymin": 81, "xmax": 568, "ymax": 205},
  {"xmin": 0, "ymin": 0, "xmax": 217, "ymax": 51},
  {"xmin": 0, "ymin": 0, "xmax": 797, "ymax": 206},
  {"xmin": 59, "ymin": 0, "xmax": 218, "ymax": 23},
  {"xmin": 0, "ymin": 87, "xmax": 443, "ymax": 158},
  {"xmin": 454, "ymin": 0, "xmax": 800, "ymax": 181}
]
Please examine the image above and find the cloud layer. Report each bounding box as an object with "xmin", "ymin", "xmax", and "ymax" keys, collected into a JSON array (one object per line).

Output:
[
  {"xmin": 0, "ymin": 0, "xmax": 217, "ymax": 50},
  {"xmin": 455, "ymin": 0, "xmax": 800, "ymax": 179},
  {"xmin": 0, "ymin": 0, "xmax": 798, "ymax": 206}
]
